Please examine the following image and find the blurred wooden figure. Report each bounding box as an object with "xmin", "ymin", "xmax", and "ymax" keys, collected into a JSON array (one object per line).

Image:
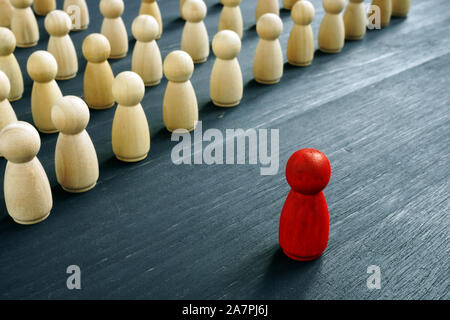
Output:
[
  {"xmin": 256, "ymin": 0, "xmax": 279, "ymax": 22},
  {"xmin": 344, "ymin": 0, "xmax": 366, "ymax": 40},
  {"xmin": 82, "ymin": 33, "xmax": 115, "ymax": 110},
  {"xmin": 112, "ymin": 71, "xmax": 150, "ymax": 162},
  {"xmin": 0, "ymin": 71, "xmax": 18, "ymax": 156},
  {"xmin": 0, "ymin": 27, "xmax": 24, "ymax": 101},
  {"xmin": 371, "ymin": 0, "xmax": 392, "ymax": 28},
  {"xmin": 52, "ymin": 96, "xmax": 99, "ymax": 193},
  {"xmin": 132, "ymin": 15, "xmax": 162, "ymax": 86},
  {"xmin": 33, "ymin": 0, "xmax": 56, "ymax": 16},
  {"xmin": 64, "ymin": 0, "xmax": 89, "ymax": 31},
  {"xmin": 218, "ymin": 0, "xmax": 243, "ymax": 39},
  {"xmin": 10, "ymin": 0, "xmax": 39, "ymax": 48},
  {"xmin": 139, "ymin": 0, "xmax": 163, "ymax": 39},
  {"xmin": 163, "ymin": 50, "xmax": 198, "ymax": 132},
  {"xmin": 45, "ymin": 10, "xmax": 78, "ymax": 80},
  {"xmin": 253, "ymin": 13, "xmax": 283, "ymax": 84},
  {"xmin": 282, "ymin": 0, "xmax": 298, "ymax": 10},
  {"xmin": 287, "ymin": 0, "xmax": 315, "ymax": 67},
  {"xmin": 181, "ymin": 0, "xmax": 209, "ymax": 64},
  {"xmin": 0, "ymin": 0, "xmax": 13, "ymax": 28},
  {"xmin": 391, "ymin": 0, "xmax": 410, "ymax": 17},
  {"xmin": 100, "ymin": 0, "xmax": 128, "ymax": 59},
  {"xmin": 0, "ymin": 121, "xmax": 53, "ymax": 225},
  {"xmin": 27, "ymin": 51, "xmax": 62, "ymax": 134},
  {"xmin": 210, "ymin": 30, "xmax": 243, "ymax": 107},
  {"xmin": 319, "ymin": 0, "xmax": 345, "ymax": 54}
]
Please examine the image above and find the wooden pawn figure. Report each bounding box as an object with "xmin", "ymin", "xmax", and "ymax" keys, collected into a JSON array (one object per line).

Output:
[
  {"xmin": 45, "ymin": 10, "xmax": 78, "ymax": 80},
  {"xmin": 253, "ymin": 13, "xmax": 283, "ymax": 84},
  {"xmin": 64, "ymin": 0, "xmax": 89, "ymax": 31},
  {"xmin": 287, "ymin": 1, "xmax": 315, "ymax": 67},
  {"xmin": 139, "ymin": 0, "xmax": 163, "ymax": 39},
  {"xmin": 344, "ymin": 0, "xmax": 366, "ymax": 40},
  {"xmin": 132, "ymin": 15, "xmax": 162, "ymax": 86},
  {"xmin": 27, "ymin": 51, "xmax": 62, "ymax": 134},
  {"xmin": 82, "ymin": 33, "xmax": 115, "ymax": 110},
  {"xmin": 112, "ymin": 71, "xmax": 150, "ymax": 162},
  {"xmin": 52, "ymin": 96, "xmax": 99, "ymax": 193},
  {"xmin": 0, "ymin": 121, "xmax": 53, "ymax": 225},
  {"xmin": 218, "ymin": 0, "xmax": 243, "ymax": 39},
  {"xmin": 10, "ymin": 0, "xmax": 39, "ymax": 48},
  {"xmin": 371, "ymin": 0, "xmax": 392, "ymax": 28},
  {"xmin": 256, "ymin": 0, "xmax": 279, "ymax": 23},
  {"xmin": 0, "ymin": 0, "xmax": 14, "ymax": 28},
  {"xmin": 318, "ymin": 0, "xmax": 345, "ymax": 54},
  {"xmin": 100, "ymin": 0, "xmax": 128, "ymax": 59},
  {"xmin": 181, "ymin": 0, "xmax": 209, "ymax": 64},
  {"xmin": 282, "ymin": 0, "xmax": 298, "ymax": 10},
  {"xmin": 391, "ymin": 0, "xmax": 410, "ymax": 17},
  {"xmin": 210, "ymin": 30, "xmax": 243, "ymax": 107},
  {"xmin": 0, "ymin": 71, "xmax": 18, "ymax": 155},
  {"xmin": 0, "ymin": 28, "xmax": 24, "ymax": 101},
  {"xmin": 33, "ymin": 0, "xmax": 56, "ymax": 16},
  {"xmin": 163, "ymin": 51, "xmax": 198, "ymax": 132}
]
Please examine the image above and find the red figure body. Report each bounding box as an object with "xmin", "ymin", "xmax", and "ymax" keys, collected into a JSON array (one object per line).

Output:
[{"xmin": 279, "ymin": 149, "xmax": 331, "ymax": 261}]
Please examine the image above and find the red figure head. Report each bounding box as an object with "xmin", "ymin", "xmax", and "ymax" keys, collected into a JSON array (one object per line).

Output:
[{"xmin": 286, "ymin": 149, "xmax": 331, "ymax": 195}]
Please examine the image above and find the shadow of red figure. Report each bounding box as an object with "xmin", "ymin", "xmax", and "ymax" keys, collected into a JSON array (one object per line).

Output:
[{"xmin": 279, "ymin": 149, "xmax": 331, "ymax": 261}]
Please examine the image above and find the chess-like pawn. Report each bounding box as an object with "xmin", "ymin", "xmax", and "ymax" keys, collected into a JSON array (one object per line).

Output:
[
  {"xmin": 218, "ymin": 0, "xmax": 243, "ymax": 39},
  {"xmin": 253, "ymin": 13, "xmax": 283, "ymax": 84},
  {"xmin": 0, "ymin": 28, "xmax": 24, "ymax": 102},
  {"xmin": 256, "ymin": 0, "xmax": 279, "ymax": 23},
  {"xmin": 27, "ymin": 51, "xmax": 62, "ymax": 134},
  {"xmin": 0, "ymin": 0, "xmax": 13, "ymax": 28},
  {"xmin": 344, "ymin": 0, "xmax": 366, "ymax": 40},
  {"xmin": 0, "ymin": 121, "xmax": 53, "ymax": 225},
  {"xmin": 279, "ymin": 149, "xmax": 331, "ymax": 261},
  {"xmin": 82, "ymin": 33, "xmax": 115, "ymax": 109},
  {"xmin": 33, "ymin": 0, "xmax": 56, "ymax": 16},
  {"xmin": 139, "ymin": 0, "xmax": 163, "ymax": 39},
  {"xmin": 100, "ymin": 0, "xmax": 128, "ymax": 59},
  {"xmin": 132, "ymin": 15, "xmax": 162, "ymax": 86},
  {"xmin": 112, "ymin": 71, "xmax": 150, "ymax": 162},
  {"xmin": 391, "ymin": 0, "xmax": 410, "ymax": 17},
  {"xmin": 371, "ymin": 0, "xmax": 392, "ymax": 28},
  {"xmin": 52, "ymin": 96, "xmax": 99, "ymax": 193},
  {"xmin": 64, "ymin": 0, "xmax": 89, "ymax": 31},
  {"xmin": 210, "ymin": 30, "xmax": 243, "ymax": 107},
  {"xmin": 181, "ymin": 0, "xmax": 209, "ymax": 64},
  {"xmin": 163, "ymin": 51, "xmax": 198, "ymax": 132},
  {"xmin": 10, "ymin": 0, "xmax": 39, "ymax": 48},
  {"xmin": 287, "ymin": 1, "xmax": 315, "ymax": 67},
  {"xmin": 282, "ymin": 0, "xmax": 298, "ymax": 10},
  {"xmin": 0, "ymin": 71, "xmax": 18, "ymax": 154},
  {"xmin": 319, "ymin": 0, "xmax": 345, "ymax": 54},
  {"xmin": 45, "ymin": 10, "xmax": 78, "ymax": 80}
]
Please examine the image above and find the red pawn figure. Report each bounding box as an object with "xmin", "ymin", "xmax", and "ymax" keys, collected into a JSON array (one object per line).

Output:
[{"xmin": 279, "ymin": 148, "xmax": 331, "ymax": 261}]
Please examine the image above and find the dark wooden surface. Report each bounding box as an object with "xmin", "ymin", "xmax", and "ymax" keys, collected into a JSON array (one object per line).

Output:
[{"xmin": 0, "ymin": 0, "xmax": 449, "ymax": 300}]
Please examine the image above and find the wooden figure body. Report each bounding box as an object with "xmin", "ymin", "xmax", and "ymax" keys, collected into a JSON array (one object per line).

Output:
[
  {"xmin": 0, "ymin": 28, "xmax": 24, "ymax": 102},
  {"xmin": 218, "ymin": 0, "xmax": 243, "ymax": 39},
  {"xmin": 82, "ymin": 33, "xmax": 115, "ymax": 109},
  {"xmin": 163, "ymin": 50, "xmax": 198, "ymax": 132},
  {"xmin": 10, "ymin": 0, "xmax": 39, "ymax": 48},
  {"xmin": 371, "ymin": 0, "xmax": 392, "ymax": 28},
  {"xmin": 279, "ymin": 149, "xmax": 331, "ymax": 261},
  {"xmin": 181, "ymin": 0, "xmax": 209, "ymax": 64},
  {"xmin": 139, "ymin": 0, "xmax": 163, "ymax": 39},
  {"xmin": 0, "ymin": 121, "xmax": 52, "ymax": 225},
  {"xmin": 112, "ymin": 71, "xmax": 150, "ymax": 162},
  {"xmin": 100, "ymin": 0, "xmax": 128, "ymax": 59},
  {"xmin": 64, "ymin": 0, "xmax": 89, "ymax": 31},
  {"xmin": 0, "ymin": 0, "xmax": 14, "ymax": 28},
  {"xmin": 253, "ymin": 13, "xmax": 283, "ymax": 84},
  {"xmin": 45, "ymin": 10, "xmax": 78, "ymax": 80},
  {"xmin": 344, "ymin": 0, "xmax": 366, "ymax": 40},
  {"xmin": 132, "ymin": 15, "xmax": 162, "ymax": 86},
  {"xmin": 210, "ymin": 30, "xmax": 243, "ymax": 107},
  {"xmin": 52, "ymin": 96, "xmax": 99, "ymax": 193},
  {"xmin": 33, "ymin": 0, "xmax": 56, "ymax": 16},
  {"xmin": 287, "ymin": 0, "xmax": 315, "ymax": 67},
  {"xmin": 318, "ymin": 0, "xmax": 345, "ymax": 54},
  {"xmin": 27, "ymin": 51, "xmax": 62, "ymax": 134},
  {"xmin": 256, "ymin": 0, "xmax": 279, "ymax": 22},
  {"xmin": 391, "ymin": 0, "xmax": 410, "ymax": 17},
  {"xmin": 282, "ymin": 0, "xmax": 298, "ymax": 10},
  {"xmin": 0, "ymin": 71, "xmax": 18, "ymax": 156}
]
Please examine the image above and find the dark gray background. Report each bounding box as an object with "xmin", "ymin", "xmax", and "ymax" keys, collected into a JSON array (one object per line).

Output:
[{"xmin": 0, "ymin": 0, "xmax": 448, "ymax": 299}]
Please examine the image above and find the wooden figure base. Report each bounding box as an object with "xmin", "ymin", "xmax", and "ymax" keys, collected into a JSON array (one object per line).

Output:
[
  {"xmin": 319, "ymin": 47, "xmax": 343, "ymax": 54},
  {"xmin": 346, "ymin": 35, "xmax": 365, "ymax": 41},
  {"xmin": 16, "ymin": 42, "xmax": 38, "ymax": 48},
  {"xmin": 13, "ymin": 212, "xmax": 51, "ymax": 225},
  {"xmin": 88, "ymin": 102, "xmax": 115, "ymax": 110},
  {"xmin": 193, "ymin": 57, "xmax": 208, "ymax": 64},
  {"xmin": 145, "ymin": 79, "xmax": 161, "ymax": 87},
  {"xmin": 282, "ymin": 249, "xmax": 323, "ymax": 261},
  {"xmin": 116, "ymin": 153, "xmax": 148, "ymax": 163},
  {"xmin": 166, "ymin": 125, "xmax": 196, "ymax": 133},
  {"xmin": 9, "ymin": 94, "xmax": 23, "ymax": 102},
  {"xmin": 109, "ymin": 53, "xmax": 127, "ymax": 59},
  {"xmin": 38, "ymin": 128, "xmax": 59, "ymax": 134},
  {"xmin": 288, "ymin": 60, "xmax": 313, "ymax": 67},
  {"xmin": 72, "ymin": 25, "xmax": 89, "ymax": 31},
  {"xmin": 56, "ymin": 73, "xmax": 77, "ymax": 81},
  {"xmin": 255, "ymin": 78, "xmax": 281, "ymax": 85},
  {"xmin": 62, "ymin": 182, "xmax": 96, "ymax": 193},
  {"xmin": 212, "ymin": 100, "xmax": 241, "ymax": 107}
]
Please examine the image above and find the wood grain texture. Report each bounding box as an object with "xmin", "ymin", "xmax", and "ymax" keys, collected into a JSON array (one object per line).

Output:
[{"xmin": 0, "ymin": 0, "xmax": 448, "ymax": 300}]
